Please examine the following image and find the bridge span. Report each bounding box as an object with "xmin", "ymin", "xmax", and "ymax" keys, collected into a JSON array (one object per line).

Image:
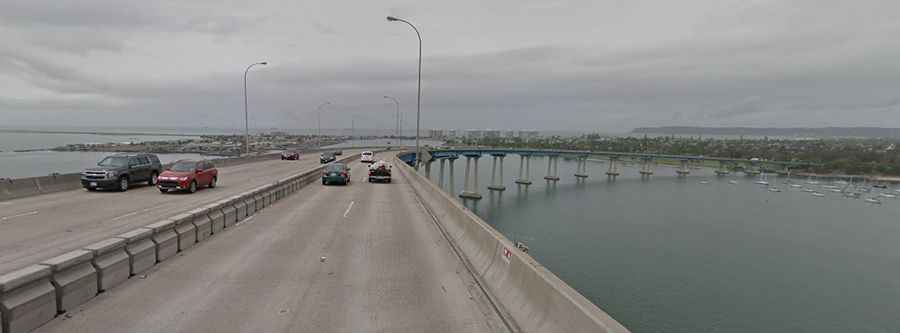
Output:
[
  {"xmin": 0, "ymin": 149, "xmax": 629, "ymax": 333},
  {"xmin": 419, "ymin": 147, "xmax": 816, "ymax": 199}
]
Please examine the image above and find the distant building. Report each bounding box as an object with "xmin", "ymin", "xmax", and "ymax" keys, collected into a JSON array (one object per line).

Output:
[
  {"xmin": 519, "ymin": 130, "xmax": 540, "ymax": 140},
  {"xmin": 466, "ymin": 130, "xmax": 484, "ymax": 139},
  {"xmin": 483, "ymin": 129, "xmax": 501, "ymax": 139},
  {"xmin": 504, "ymin": 130, "xmax": 517, "ymax": 138},
  {"xmin": 428, "ymin": 129, "xmax": 444, "ymax": 139},
  {"xmin": 447, "ymin": 129, "xmax": 458, "ymax": 138}
]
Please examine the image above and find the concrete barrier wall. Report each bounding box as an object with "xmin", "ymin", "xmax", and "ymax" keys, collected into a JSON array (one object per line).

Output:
[
  {"xmin": 394, "ymin": 155, "xmax": 631, "ymax": 333},
  {"xmin": 0, "ymin": 151, "xmax": 368, "ymax": 333}
]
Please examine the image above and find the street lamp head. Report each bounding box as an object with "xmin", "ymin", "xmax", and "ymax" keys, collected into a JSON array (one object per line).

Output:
[
  {"xmin": 259, "ymin": 61, "xmax": 268, "ymax": 65},
  {"xmin": 386, "ymin": 16, "xmax": 399, "ymax": 22}
]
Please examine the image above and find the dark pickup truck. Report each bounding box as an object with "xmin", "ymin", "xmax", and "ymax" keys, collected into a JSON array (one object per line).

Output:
[
  {"xmin": 81, "ymin": 153, "xmax": 163, "ymax": 192},
  {"xmin": 368, "ymin": 160, "xmax": 392, "ymax": 183}
]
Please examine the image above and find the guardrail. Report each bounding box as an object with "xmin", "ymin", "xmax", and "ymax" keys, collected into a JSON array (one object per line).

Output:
[
  {"xmin": 0, "ymin": 152, "xmax": 370, "ymax": 333},
  {"xmin": 0, "ymin": 146, "xmax": 400, "ymax": 202},
  {"xmin": 393, "ymin": 152, "xmax": 630, "ymax": 333}
]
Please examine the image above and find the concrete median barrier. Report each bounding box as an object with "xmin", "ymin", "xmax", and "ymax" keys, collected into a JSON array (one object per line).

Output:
[
  {"xmin": 145, "ymin": 220, "xmax": 177, "ymax": 263},
  {"xmin": 172, "ymin": 213, "xmax": 197, "ymax": 252},
  {"xmin": 395, "ymin": 155, "xmax": 630, "ymax": 333},
  {"xmin": 39, "ymin": 250, "xmax": 97, "ymax": 314},
  {"xmin": 82, "ymin": 239, "xmax": 130, "ymax": 293},
  {"xmin": 189, "ymin": 208, "xmax": 212, "ymax": 242},
  {"xmin": 115, "ymin": 229, "xmax": 156, "ymax": 276},
  {"xmin": 206, "ymin": 204, "xmax": 225, "ymax": 234},
  {"xmin": 0, "ymin": 265, "xmax": 56, "ymax": 333},
  {"xmin": 243, "ymin": 194, "xmax": 257, "ymax": 216},
  {"xmin": 254, "ymin": 191, "xmax": 265, "ymax": 210},
  {"xmin": 230, "ymin": 197, "xmax": 246, "ymax": 224}
]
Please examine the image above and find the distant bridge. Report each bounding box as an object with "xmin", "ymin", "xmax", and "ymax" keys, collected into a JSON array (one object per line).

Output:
[{"xmin": 415, "ymin": 146, "xmax": 817, "ymax": 200}]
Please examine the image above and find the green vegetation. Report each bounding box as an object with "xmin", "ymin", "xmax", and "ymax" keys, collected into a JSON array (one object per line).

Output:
[{"xmin": 447, "ymin": 135, "xmax": 900, "ymax": 176}]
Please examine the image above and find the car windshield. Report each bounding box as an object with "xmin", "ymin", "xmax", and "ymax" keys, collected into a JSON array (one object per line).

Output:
[
  {"xmin": 171, "ymin": 162, "xmax": 196, "ymax": 172},
  {"xmin": 325, "ymin": 164, "xmax": 345, "ymax": 172},
  {"xmin": 97, "ymin": 156, "xmax": 129, "ymax": 167},
  {"xmin": 362, "ymin": 152, "xmax": 372, "ymax": 156}
]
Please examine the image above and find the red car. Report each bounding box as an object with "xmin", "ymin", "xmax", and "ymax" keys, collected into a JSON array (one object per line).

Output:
[
  {"xmin": 281, "ymin": 151, "xmax": 300, "ymax": 160},
  {"xmin": 157, "ymin": 160, "xmax": 218, "ymax": 193}
]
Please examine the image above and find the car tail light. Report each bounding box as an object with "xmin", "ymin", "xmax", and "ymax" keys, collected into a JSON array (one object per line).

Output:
[{"xmin": 341, "ymin": 172, "xmax": 348, "ymax": 177}]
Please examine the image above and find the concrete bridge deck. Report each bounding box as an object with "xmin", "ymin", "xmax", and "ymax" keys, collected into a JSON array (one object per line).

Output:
[
  {"xmin": 33, "ymin": 160, "xmax": 509, "ymax": 333},
  {"xmin": 0, "ymin": 151, "xmax": 360, "ymax": 274}
]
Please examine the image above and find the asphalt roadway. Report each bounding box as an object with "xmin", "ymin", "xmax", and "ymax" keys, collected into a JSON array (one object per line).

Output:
[
  {"xmin": 36, "ymin": 161, "xmax": 509, "ymax": 333},
  {"xmin": 0, "ymin": 151, "xmax": 361, "ymax": 274}
]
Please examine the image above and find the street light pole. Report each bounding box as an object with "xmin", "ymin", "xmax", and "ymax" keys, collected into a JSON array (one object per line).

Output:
[
  {"xmin": 386, "ymin": 16, "xmax": 422, "ymax": 168},
  {"xmin": 316, "ymin": 101, "xmax": 331, "ymax": 150},
  {"xmin": 383, "ymin": 95, "xmax": 400, "ymax": 147},
  {"xmin": 243, "ymin": 61, "xmax": 267, "ymax": 156}
]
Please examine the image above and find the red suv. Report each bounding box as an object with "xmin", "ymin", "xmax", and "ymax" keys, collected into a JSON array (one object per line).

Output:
[{"xmin": 157, "ymin": 160, "xmax": 218, "ymax": 193}]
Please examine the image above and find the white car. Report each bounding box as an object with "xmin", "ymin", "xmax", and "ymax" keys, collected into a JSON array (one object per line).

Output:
[{"xmin": 361, "ymin": 151, "xmax": 375, "ymax": 163}]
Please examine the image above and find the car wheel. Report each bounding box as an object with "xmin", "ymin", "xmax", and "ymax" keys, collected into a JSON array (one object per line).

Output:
[
  {"xmin": 189, "ymin": 181, "xmax": 198, "ymax": 193},
  {"xmin": 209, "ymin": 176, "xmax": 217, "ymax": 188},
  {"xmin": 148, "ymin": 172, "xmax": 158, "ymax": 186},
  {"xmin": 159, "ymin": 188, "xmax": 168, "ymax": 194},
  {"xmin": 322, "ymin": 179, "xmax": 327, "ymax": 185},
  {"xmin": 86, "ymin": 187, "xmax": 96, "ymax": 192},
  {"xmin": 119, "ymin": 176, "xmax": 129, "ymax": 192}
]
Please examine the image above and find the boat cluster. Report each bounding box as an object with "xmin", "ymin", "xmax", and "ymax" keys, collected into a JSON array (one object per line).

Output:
[{"xmin": 719, "ymin": 174, "xmax": 895, "ymax": 205}]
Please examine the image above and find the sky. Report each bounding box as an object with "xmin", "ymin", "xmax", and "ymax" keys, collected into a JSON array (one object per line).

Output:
[{"xmin": 2, "ymin": 0, "xmax": 899, "ymax": 133}]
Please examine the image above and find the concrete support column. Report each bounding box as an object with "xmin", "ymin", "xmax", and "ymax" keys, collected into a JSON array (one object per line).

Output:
[
  {"xmin": 677, "ymin": 159, "xmax": 691, "ymax": 177},
  {"xmin": 515, "ymin": 154, "xmax": 533, "ymax": 186},
  {"xmin": 544, "ymin": 155, "xmax": 560, "ymax": 182},
  {"xmin": 448, "ymin": 157, "xmax": 457, "ymax": 195},
  {"xmin": 439, "ymin": 159, "xmax": 446, "ymax": 188},
  {"xmin": 488, "ymin": 154, "xmax": 506, "ymax": 191},
  {"xmin": 639, "ymin": 158, "xmax": 654, "ymax": 180},
  {"xmin": 715, "ymin": 161, "xmax": 730, "ymax": 176},
  {"xmin": 460, "ymin": 154, "xmax": 482, "ymax": 200},
  {"xmin": 575, "ymin": 156, "xmax": 589, "ymax": 180},
  {"xmin": 606, "ymin": 157, "xmax": 620, "ymax": 180}
]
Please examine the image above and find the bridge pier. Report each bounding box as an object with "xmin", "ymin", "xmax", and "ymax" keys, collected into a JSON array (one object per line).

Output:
[
  {"xmin": 488, "ymin": 154, "xmax": 506, "ymax": 191},
  {"xmin": 676, "ymin": 159, "xmax": 691, "ymax": 177},
  {"xmin": 438, "ymin": 159, "xmax": 446, "ymax": 188},
  {"xmin": 544, "ymin": 155, "xmax": 560, "ymax": 183},
  {"xmin": 639, "ymin": 157, "xmax": 654, "ymax": 180},
  {"xmin": 715, "ymin": 161, "xmax": 730, "ymax": 176},
  {"xmin": 606, "ymin": 157, "xmax": 620, "ymax": 181},
  {"xmin": 459, "ymin": 154, "xmax": 483, "ymax": 200},
  {"xmin": 574, "ymin": 156, "xmax": 589, "ymax": 181},
  {"xmin": 448, "ymin": 156, "xmax": 457, "ymax": 194},
  {"xmin": 515, "ymin": 154, "xmax": 533, "ymax": 187}
]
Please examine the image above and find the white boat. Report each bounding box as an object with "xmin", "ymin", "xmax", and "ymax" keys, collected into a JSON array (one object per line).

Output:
[
  {"xmin": 865, "ymin": 198, "xmax": 882, "ymax": 204},
  {"xmin": 699, "ymin": 180, "xmax": 710, "ymax": 184},
  {"xmin": 768, "ymin": 187, "xmax": 782, "ymax": 192},
  {"xmin": 811, "ymin": 192, "xmax": 825, "ymax": 197},
  {"xmin": 802, "ymin": 188, "xmax": 815, "ymax": 192},
  {"xmin": 878, "ymin": 193, "xmax": 897, "ymax": 199},
  {"xmin": 822, "ymin": 185, "xmax": 839, "ymax": 189},
  {"xmin": 829, "ymin": 189, "xmax": 843, "ymax": 193},
  {"xmin": 728, "ymin": 180, "xmax": 738, "ymax": 185},
  {"xmin": 754, "ymin": 180, "xmax": 770, "ymax": 185},
  {"xmin": 790, "ymin": 184, "xmax": 803, "ymax": 188}
]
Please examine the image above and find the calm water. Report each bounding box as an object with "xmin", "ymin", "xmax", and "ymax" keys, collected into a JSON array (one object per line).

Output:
[{"xmin": 426, "ymin": 157, "xmax": 900, "ymax": 333}]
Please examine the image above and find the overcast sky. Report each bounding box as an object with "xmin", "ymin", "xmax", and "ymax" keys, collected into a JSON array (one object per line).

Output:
[{"xmin": 2, "ymin": 0, "xmax": 899, "ymax": 133}]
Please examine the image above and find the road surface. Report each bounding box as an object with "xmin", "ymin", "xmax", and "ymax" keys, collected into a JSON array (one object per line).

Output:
[
  {"xmin": 36, "ymin": 161, "xmax": 509, "ymax": 333},
  {"xmin": 0, "ymin": 151, "xmax": 360, "ymax": 273}
]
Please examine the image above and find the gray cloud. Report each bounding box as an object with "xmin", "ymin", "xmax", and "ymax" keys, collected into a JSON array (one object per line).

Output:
[{"xmin": 2, "ymin": 0, "xmax": 900, "ymax": 132}]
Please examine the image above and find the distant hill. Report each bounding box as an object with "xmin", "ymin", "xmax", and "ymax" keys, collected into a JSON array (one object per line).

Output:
[{"xmin": 631, "ymin": 127, "xmax": 900, "ymax": 138}]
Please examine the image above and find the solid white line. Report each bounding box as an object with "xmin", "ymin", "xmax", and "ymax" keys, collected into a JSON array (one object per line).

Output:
[
  {"xmin": 0, "ymin": 210, "xmax": 39, "ymax": 221},
  {"xmin": 343, "ymin": 201, "xmax": 354, "ymax": 218}
]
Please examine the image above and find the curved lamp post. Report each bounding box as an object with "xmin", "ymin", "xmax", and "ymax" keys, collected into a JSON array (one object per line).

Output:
[
  {"xmin": 316, "ymin": 101, "xmax": 332, "ymax": 149},
  {"xmin": 386, "ymin": 15, "xmax": 422, "ymax": 168},
  {"xmin": 383, "ymin": 95, "xmax": 401, "ymax": 145},
  {"xmin": 243, "ymin": 61, "xmax": 267, "ymax": 155}
]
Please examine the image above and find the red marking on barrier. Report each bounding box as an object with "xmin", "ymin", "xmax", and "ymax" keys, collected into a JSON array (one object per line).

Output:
[{"xmin": 502, "ymin": 247, "xmax": 512, "ymax": 264}]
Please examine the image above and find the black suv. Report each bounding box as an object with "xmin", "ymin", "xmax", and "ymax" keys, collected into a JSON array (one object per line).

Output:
[
  {"xmin": 320, "ymin": 152, "xmax": 336, "ymax": 164},
  {"xmin": 81, "ymin": 153, "xmax": 163, "ymax": 192}
]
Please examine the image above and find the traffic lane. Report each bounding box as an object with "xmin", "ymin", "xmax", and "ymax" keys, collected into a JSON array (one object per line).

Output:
[
  {"xmin": 37, "ymin": 161, "xmax": 507, "ymax": 333},
  {"xmin": 0, "ymin": 151, "xmax": 360, "ymax": 273}
]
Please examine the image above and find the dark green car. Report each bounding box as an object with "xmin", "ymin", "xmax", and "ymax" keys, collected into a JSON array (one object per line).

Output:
[{"xmin": 322, "ymin": 163, "xmax": 351, "ymax": 185}]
